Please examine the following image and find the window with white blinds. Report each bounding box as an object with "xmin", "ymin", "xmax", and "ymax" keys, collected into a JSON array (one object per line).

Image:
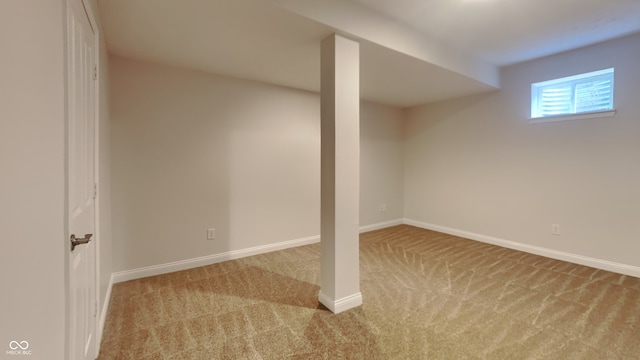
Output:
[{"xmin": 531, "ymin": 68, "xmax": 614, "ymax": 119}]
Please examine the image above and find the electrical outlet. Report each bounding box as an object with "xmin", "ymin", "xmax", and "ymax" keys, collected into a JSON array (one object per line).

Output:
[
  {"xmin": 552, "ymin": 224, "xmax": 560, "ymax": 236},
  {"xmin": 379, "ymin": 204, "xmax": 388, "ymax": 212},
  {"xmin": 207, "ymin": 228, "xmax": 216, "ymax": 240}
]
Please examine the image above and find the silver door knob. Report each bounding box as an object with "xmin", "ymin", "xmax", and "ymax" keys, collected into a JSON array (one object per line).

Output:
[{"xmin": 70, "ymin": 233, "xmax": 93, "ymax": 251}]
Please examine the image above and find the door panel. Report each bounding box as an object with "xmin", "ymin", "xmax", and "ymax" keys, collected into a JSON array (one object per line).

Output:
[{"xmin": 67, "ymin": 0, "xmax": 97, "ymax": 359}]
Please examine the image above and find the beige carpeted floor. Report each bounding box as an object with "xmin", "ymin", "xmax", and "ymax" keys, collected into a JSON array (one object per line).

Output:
[{"xmin": 98, "ymin": 225, "xmax": 640, "ymax": 359}]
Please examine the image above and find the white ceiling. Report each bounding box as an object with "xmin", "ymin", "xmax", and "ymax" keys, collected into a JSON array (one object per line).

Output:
[
  {"xmin": 97, "ymin": 0, "xmax": 640, "ymax": 107},
  {"xmin": 352, "ymin": 0, "xmax": 640, "ymax": 66}
]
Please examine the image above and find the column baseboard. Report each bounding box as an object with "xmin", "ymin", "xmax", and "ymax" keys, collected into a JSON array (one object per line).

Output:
[{"xmin": 318, "ymin": 291, "xmax": 363, "ymax": 314}]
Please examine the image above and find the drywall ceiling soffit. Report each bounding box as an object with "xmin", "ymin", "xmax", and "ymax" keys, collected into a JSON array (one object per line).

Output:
[
  {"xmin": 98, "ymin": 0, "xmax": 499, "ymax": 107},
  {"xmin": 351, "ymin": 0, "xmax": 640, "ymax": 66},
  {"xmin": 98, "ymin": 0, "xmax": 640, "ymax": 107},
  {"xmin": 98, "ymin": 0, "xmax": 329, "ymax": 95},
  {"xmin": 266, "ymin": 0, "xmax": 500, "ymax": 106},
  {"xmin": 359, "ymin": 40, "xmax": 496, "ymax": 107}
]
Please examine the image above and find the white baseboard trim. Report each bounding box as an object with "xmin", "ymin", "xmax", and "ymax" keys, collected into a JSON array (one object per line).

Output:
[
  {"xmin": 111, "ymin": 219, "xmax": 406, "ymax": 284},
  {"xmin": 359, "ymin": 218, "xmax": 404, "ymax": 233},
  {"xmin": 318, "ymin": 291, "xmax": 363, "ymax": 314},
  {"xmin": 97, "ymin": 272, "xmax": 114, "ymax": 351},
  {"xmin": 112, "ymin": 234, "xmax": 321, "ymax": 283},
  {"xmin": 404, "ymin": 218, "xmax": 640, "ymax": 278}
]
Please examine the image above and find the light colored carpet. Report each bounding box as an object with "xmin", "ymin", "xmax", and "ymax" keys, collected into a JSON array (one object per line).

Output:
[{"xmin": 98, "ymin": 225, "xmax": 640, "ymax": 359}]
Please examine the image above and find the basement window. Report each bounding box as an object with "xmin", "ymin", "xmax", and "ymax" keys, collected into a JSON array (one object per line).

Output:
[{"xmin": 530, "ymin": 68, "xmax": 615, "ymax": 123}]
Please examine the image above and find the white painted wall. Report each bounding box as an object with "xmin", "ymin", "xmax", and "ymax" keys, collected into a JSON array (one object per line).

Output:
[
  {"xmin": 0, "ymin": 1, "xmax": 66, "ymax": 359},
  {"xmin": 0, "ymin": 1, "xmax": 111, "ymax": 357},
  {"xmin": 110, "ymin": 56, "xmax": 404, "ymax": 272},
  {"xmin": 360, "ymin": 102, "xmax": 404, "ymax": 224},
  {"xmin": 404, "ymin": 33, "xmax": 640, "ymax": 269}
]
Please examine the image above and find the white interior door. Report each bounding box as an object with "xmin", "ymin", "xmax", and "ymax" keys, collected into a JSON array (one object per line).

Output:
[{"xmin": 67, "ymin": 0, "xmax": 97, "ymax": 359}]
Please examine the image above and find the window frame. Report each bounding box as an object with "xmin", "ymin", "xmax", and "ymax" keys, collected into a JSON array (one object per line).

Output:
[{"xmin": 529, "ymin": 68, "xmax": 615, "ymax": 123}]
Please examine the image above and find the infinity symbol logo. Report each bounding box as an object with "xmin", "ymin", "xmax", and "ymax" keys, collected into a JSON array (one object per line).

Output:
[{"xmin": 9, "ymin": 341, "xmax": 29, "ymax": 350}]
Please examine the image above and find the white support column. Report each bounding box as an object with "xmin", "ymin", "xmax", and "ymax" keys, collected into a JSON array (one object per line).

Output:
[{"xmin": 318, "ymin": 34, "xmax": 362, "ymax": 314}]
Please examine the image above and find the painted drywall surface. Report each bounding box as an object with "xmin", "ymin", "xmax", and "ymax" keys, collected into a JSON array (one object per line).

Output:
[
  {"xmin": 360, "ymin": 102, "xmax": 404, "ymax": 224},
  {"xmin": 270, "ymin": 0, "xmax": 499, "ymax": 88},
  {"xmin": 110, "ymin": 57, "xmax": 320, "ymax": 272},
  {"xmin": 0, "ymin": 1, "xmax": 66, "ymax": 359},
  {"xmin": 319, "ymin": 34, "xmax": 361, "ymax": 307},
  {"xmin": 110, "ymin": 56, "xmax": 404, "ymax": 272},
  {"xmin": 404, "ymin": 33, "xmax": 640, "ymax": 267}
]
